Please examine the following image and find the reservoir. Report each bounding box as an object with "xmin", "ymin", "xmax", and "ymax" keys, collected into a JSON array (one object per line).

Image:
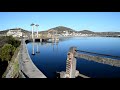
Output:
[{"xmin": 27, "ymin": 37, "xmax": 120, "ymax": 78}]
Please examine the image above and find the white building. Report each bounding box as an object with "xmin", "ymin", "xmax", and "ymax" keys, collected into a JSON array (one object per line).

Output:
[
  {"xmin": 62, "ymin": 31, "xmax": 69, "ymax": 36},
  {"xmin": 7, "ymin": 28, "xmax": 22, "ymax": 37}
]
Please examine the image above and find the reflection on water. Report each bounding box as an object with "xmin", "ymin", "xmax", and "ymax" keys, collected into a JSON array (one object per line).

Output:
[
  {"xmin": 36, "ymin": 43, "xmax": 39, "ymax": 53},
  {"xmin": 27, "ymin": 37, "xmax": 120, "ymax": 78},
  {"xmin": 32, "ymin": 39, "xmax": 35, "ymax": 55},
  {"xmin": 52, "ymin": 42, "xmax": 59, "ymax": 52}
]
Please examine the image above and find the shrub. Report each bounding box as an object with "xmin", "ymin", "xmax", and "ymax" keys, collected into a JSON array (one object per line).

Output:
[{"xmin": 0, "ymin": 44, "xmax": 16, "ymax": 62}]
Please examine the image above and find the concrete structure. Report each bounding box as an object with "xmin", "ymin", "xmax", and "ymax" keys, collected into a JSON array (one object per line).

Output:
[
  {"xmin": 58, "ymin": 70, "xmax": 90, "ymax": 78},
  {"xmin": 31, "ymin": 23, "xmax": 35, "ymax": 39},
  {"xmin": 60, "ymin": 47, "xmax": 114, "ymax": 78},
  {"xmin": 75, "ymin": 51, "xmax": 120, "ymax": 67},
  {"xmin": 65, "ymin": 47, "xmax": 77, "ymax": 78},
  {"xmin": 19, "ymin": 38, "xmax": 46, "ymax": 78},
  {"xmin": 62, "ymin": 47, "xmax": 120, "ymax": 78},
  {"xmin": 35, "ymin": 24, "xmax": 39, "ymax": 38}
]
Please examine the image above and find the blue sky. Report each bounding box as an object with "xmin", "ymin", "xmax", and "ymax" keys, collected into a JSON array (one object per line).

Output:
[{"xmin": 0, "ymin": 12, "xmax": 120, "ymax": 32}]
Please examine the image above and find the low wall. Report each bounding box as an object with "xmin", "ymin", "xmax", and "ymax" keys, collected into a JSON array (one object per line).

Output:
[{"xmin": 19, "ymin": 39, "xmax": 47, "ymax": 78}]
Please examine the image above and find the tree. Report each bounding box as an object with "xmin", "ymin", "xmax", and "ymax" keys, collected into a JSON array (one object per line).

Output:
[
  {"xmin": 0, "ymin": 44, "xmax": 16, "ymax": 63},
  {"xmin": 6, "ymin": 36, "xmax": 21, "ymax": 48}
]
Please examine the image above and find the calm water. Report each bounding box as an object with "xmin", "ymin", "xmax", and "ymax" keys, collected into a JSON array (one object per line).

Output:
[{"xmin": 27, "ymin": 37, "xmax": 120, "ymax": 78}]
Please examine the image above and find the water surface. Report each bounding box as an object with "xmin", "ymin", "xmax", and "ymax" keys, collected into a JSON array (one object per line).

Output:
[{"xmin": 27, "ymin": 37, "xmax": 120, "ymax": 78}]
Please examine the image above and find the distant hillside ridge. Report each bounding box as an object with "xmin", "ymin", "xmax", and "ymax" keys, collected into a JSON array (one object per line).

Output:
[
  {"xmin": 0, "ymin": 26, "xmax": 120, "ymax": 36},
  {"xmin": 46, "ymin": 26, "xmax": 96, "ymax": 34},
  {"xmin": 47, "ymin": 26, "xmax": 76, "ymax": 34},
  {"xmin": 78, "ymin": 30, "xmax": 95, "ymax": 34},
  {"xmin": 0, "ymin": 30, "xmax": 9, "ymax": 34},
  {"xmin": 0, "ymin": 28, "xmax": 31, "ymax": 35}
]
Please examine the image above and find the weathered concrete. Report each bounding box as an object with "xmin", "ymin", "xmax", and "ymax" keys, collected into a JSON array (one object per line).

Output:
[
  {"xmin": 75, "ymin": 53, "xmax": 120, "ymax": 67},
  {"xmin": 65, "ymin": 47, "xmax": 77, "ymax": 78},
  {"xmin": 58, "ymin": 70, "xmax": 90, "ymax": 78},
  {"xmin": 60, "ymin": 47, "xmax": 120, "ymax": 78},
  {"xmin": 19, "ymin": 38, "xmax": 46, "ymax": 78},
  {"xmin": 60, "ymin": 47, "xmax": 90, "ymax": 78},
  {"xmin": 78, "ymin": 73, "xmax": 90, "ymax": 78}
]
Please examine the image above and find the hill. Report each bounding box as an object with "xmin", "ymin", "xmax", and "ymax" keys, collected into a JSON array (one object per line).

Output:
[
  {"xmin": 78, "ymin": 30, "xmax": 95, "ymax": 34},
  {"xmin": 47, "ymin": 26, "xmax": 76, "ymax": 34},
  {"xmin": 0, "ymin": 28, "xmax": 31, "ymax": 36},
  {"xmin": 46, "ymin": 26, "xmax": 95, "ymax": 34},
  {"xmin": 0, "ymin": 27, "xmax": 120, "ymax": 37},
  {"xmin": 0, "ymin": 30, "xmax": 9, "ymax": 35}
]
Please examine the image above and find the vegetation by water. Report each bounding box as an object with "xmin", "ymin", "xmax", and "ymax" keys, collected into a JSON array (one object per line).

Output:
[{"xmin": 0, "ymin": 36, "xmax": 21, "ymax": 77}]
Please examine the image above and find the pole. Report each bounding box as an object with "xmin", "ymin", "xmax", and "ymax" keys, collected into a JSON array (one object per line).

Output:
[
  {"xmin": 32, "ymin": 25, "xmax": 33, "ymax": 39},
  {"xmin": 36, "ymin": 24, "xmax": 39, "ymax": 38},
  {"xmin": 37, "ymin": 27, "xmax": 38, "ymax": 38}
]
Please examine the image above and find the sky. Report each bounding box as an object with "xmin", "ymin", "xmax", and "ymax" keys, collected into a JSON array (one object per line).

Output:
[{"xmin": 0, "ymin": 12, "xmax": 120, "ymax": 32}]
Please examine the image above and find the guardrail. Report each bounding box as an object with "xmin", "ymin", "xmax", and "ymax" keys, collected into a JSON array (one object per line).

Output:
[{"xmin": 75, "ymin": 49, "xmax": 120, "ymax": 67}]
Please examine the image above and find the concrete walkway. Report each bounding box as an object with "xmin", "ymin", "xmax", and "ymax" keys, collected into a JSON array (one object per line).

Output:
[{"xmin": 19, "ymin": 38, "xmax": 46, "ymax": 78}]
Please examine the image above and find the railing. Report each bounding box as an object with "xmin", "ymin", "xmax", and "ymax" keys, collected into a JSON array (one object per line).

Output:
[
  {"xmin": 68, "ymin": 47, "xmax": 120, "ymax": 67},
  {"xmin": 76, "ymin": 50, "xmax": 120, "ymax": 67},
  {"xmin": 65, "ymin": 47, "xmax": 120, "ymax": 78},
  {"xmin": 76, "ymin": 50, "xmax": 120, "ymax": 59}
]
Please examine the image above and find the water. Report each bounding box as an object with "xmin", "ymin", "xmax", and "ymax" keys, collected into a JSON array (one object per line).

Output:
[{"xmin": 27, "ymin": 37, "xmax": 120, "ymax": 78}]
